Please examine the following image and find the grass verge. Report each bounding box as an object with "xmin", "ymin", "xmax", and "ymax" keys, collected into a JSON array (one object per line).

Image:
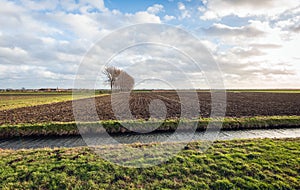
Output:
[
  {"xmin": 0, "ymin": 138, "xmax": 299, "ymax": 189},
  {"xmin": 0, "ymin": 116, "xmax": 300, "ymax": 138}
]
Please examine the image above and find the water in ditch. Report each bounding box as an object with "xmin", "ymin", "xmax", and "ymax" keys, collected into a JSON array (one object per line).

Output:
[{"xmin": 0, "ymin": 128, "xmax": 300, "ymax": 150}]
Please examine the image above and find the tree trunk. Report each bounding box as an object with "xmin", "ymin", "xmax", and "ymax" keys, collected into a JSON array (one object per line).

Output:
[{"xmin": 110, "ymin": 81, "xmax": 113, "ymax": 93}]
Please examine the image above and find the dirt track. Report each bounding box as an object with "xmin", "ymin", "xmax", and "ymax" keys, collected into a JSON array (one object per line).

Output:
[{"xmin": 1, "ymin": 92, "xmax": 300, "ymax": 125}]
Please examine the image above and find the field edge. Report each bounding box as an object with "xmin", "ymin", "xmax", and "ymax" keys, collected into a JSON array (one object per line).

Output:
[{"xmin": 0, "ymin": 115, "xmax": 300, "ymax": 138}]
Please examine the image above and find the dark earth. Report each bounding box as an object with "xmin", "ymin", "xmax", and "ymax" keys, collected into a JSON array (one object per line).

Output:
[{"xmin": 1, "ymin": 92, "xmax": 300, "ymax": 125}]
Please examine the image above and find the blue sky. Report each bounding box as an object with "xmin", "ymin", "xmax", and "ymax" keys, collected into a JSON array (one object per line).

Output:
[
  {"xmin": 105, "ymin": 0, "xmax": 177, "ymax": 13},
  {"xmin": 0, "ymin": 0, "xmax": 299, "ymax": 89}
]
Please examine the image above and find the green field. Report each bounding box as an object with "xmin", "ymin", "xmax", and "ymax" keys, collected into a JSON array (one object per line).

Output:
[
  {"xmin": 0, "ymin": 138, "xmax": 299, "ymax": 189},
  {"xmin": 0, "ymin": 92, "xmax": 108, "ymax": 111}
]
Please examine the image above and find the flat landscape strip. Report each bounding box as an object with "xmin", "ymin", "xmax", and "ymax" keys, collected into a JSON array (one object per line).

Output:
[
  {"xmin": 0, "ymin": 116, "xmax": 299, "ymax": 138},
  {"xmin": 0, "ymin": 93, "xmax": 109, "ymax": 111},
  {"xmin": 225, "ymin": 89, "xmax": 300, "ymax": 93},
  {"xmin": 2, "ymin": 92, "xmax": 300, "ymax": 125},
  {"xmin": 0, "ymin": 95, "xmax": 73, "ymax": 111},
  {"xmin": 0, "ymin": 138, "xmax": 299, "ymax": 189}
]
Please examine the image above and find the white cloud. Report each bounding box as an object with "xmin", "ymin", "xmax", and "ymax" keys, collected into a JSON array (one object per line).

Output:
[
  {"xmin": 147, "ymin": 4, "xmax": 164, "ymax": 14},
  {"xmin": 197, "ymin": 6, "xmax": 205, "ymax": 12},
  {"xmin": 196, "ymin": 13, "xmax": 300, "ymax": 88},
  {"xmin": 0, "ymin": 47, "xmax": 28, "ymax": 59},
  {"xmin": 202, "ymin": 22, "xmax": 265, "ymax": 38},
  {"xmin": 125, "ymin": 12, "xmax": 161, "ymax": 24},
  {"xmin": 1, "ymin": 0, "xmax": 299, "ymax": 89},
  {"xmin": 177, "ymin": 2, "xmax": 191, "ymax": 19},
  {"xmin": 275, "ymin": 15, "xmax": 300, "ymax": 33},
  {"xmin": 0, "ymin": 64, "xmax": 74, "ymax": 81},
  {"xmin": 178, "ymin": 2, "xmax": 186, "ymax": 11},
  {"xmin": 20, "ymin": 0, "xmax": 59, "ymax": 11},
  {"xmin": 164, "ymin": 15, "xmax": 176, "ymax": 21},
  {"xmin": 200, "ymin": 0, "xmax": 299, "ymax": 20},
  {"xmin": 85, "ymin": 0, "xmax": 107, "ymax": 12},
  {"xmin": 18, "ymin": 0, "xmax": 107, "ymax": 13},
  {"xmin": 0, "ymin": 0, "xmax": 164, "ymax": 88}
]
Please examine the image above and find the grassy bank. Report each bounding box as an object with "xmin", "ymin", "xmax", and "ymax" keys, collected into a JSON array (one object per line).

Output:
[
  {"xmin": 0, "ymin": 116, "xmax": 299, "ymax": 138},
  {"xmin": 0, "ymin": 138, "xmax": 299, "ymax": 189}
]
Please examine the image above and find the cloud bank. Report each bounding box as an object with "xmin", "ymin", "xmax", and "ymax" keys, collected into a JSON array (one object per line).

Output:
[{"xmin": 0, "ymin": 0, "xmax": 299, "ymax": 89}]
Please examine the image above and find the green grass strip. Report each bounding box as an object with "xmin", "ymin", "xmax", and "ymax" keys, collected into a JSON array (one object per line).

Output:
[
  {"xmin": 0, "ymin": 138, "xmax": 299, "ymax": 189},
  {"xmin": 0, "ymin": 116, "xmax": 300, "ymax": 138}
]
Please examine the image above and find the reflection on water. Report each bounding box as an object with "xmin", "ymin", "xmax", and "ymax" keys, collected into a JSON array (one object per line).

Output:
[{"xmin": 1, "ymin": 128, "xmax": 300, "ymax": 150}]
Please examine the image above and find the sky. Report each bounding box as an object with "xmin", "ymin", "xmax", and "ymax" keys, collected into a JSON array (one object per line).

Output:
[{"xmin": 0, "ymin": 0, "xmax": 299, "ymax": 89}]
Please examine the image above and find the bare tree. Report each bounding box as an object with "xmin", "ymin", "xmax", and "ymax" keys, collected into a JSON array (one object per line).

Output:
[
  {"xmin": 103, "ymin": 66, "xmax": 134, "ymax": 92},
  {"xmin": 114, "ymin": 71, "xmax": 135, "ymax": 92},
  {"xmin": 103, "ymin": 66, "xmax": 122, "ymax": 91}
]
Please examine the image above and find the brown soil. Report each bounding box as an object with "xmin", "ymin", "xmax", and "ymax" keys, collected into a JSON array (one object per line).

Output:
[{"xmin": 1, "ymin": 92, "xmax": 300, "ymax": 125}]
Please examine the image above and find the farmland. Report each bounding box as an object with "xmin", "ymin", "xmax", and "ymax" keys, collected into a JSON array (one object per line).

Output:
[
  {"xmin": 0, "ymin": 92, "xmax": 72, "ymax": 111},
  {"xmin": 1, "ymin": 91, "xmax": 299, "ymax": 125},
  {"xmin": 1, "ymin": 91, "xmax": 300, "ymax": 189},
  {"xmin": 0, "ymin": 91, "xmax": 108, "ymax": 111}
]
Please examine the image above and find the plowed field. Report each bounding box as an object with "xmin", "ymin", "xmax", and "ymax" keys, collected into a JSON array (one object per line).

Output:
[{"xmin": 1, "ymin": 92, "xmax": 300, "ymax": 125}]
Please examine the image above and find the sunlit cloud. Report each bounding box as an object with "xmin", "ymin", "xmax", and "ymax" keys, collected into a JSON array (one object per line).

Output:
[{"xmin": 0, "ymin": 0, "xmax": 299, "ymax": 89}]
